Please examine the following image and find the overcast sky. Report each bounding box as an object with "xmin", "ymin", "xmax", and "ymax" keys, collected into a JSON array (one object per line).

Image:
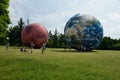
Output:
[{"xmin": 9, "ymin": 0, "xmax": 120, "ymax": 39}]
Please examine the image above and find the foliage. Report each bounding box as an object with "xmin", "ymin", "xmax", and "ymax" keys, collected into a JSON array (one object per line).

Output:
[
  {"xmin": 0, "ymin": 0, "xmax": 10, "ymax": 45},
  {"xmin": 8, "ymin": 18, "xmax": 24, "ymax": 46},
  {"xmin": 8, "ymin": 23, "xmax": 120, "ymax": 50},
  {"xmin": 47, "ymin": 29, "xmax": 69, "ymax": 48},
  {"xmin": 97, "ymin": 37, "xmax": 120, "ymax": 50},
  {"xmin": 47, "ymin": 30, "xmax": 120, "ymax": 50},
  {"xmin": 7, "ymin": 21, "xmax": 120, "ymax": 50},
  {"xmin": 0, "ymin": 47, "xmax": 120, "ymax": 80}
]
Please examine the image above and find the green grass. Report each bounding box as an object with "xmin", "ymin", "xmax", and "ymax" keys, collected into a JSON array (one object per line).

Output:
[{"xmin": 0, "ymin": 46, "xmax": 120, "ymax": 80}]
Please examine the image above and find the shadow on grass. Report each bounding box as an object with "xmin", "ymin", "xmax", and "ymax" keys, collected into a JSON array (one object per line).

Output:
[{"xmin": 51, "ymin": 49, "xmax": 97, "ymax": 53}]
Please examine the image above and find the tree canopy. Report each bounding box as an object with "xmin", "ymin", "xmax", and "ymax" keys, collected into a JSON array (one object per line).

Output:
[
  {"xmin": 0, "ymin": 0, "xmax": 10, "ymax": 45},
  {"xmin": 7, "ymin": 18, "xmax": 120, "ymax": 50},
  {"xmin": 8, "ymin": 18, "xmax": 24, "ymax": 46}
]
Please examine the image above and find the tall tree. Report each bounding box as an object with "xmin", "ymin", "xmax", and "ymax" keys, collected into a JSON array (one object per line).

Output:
[
  {"xmin": 46, "ymin": 30, "xmax": 53, "ymax": 47},
  {"xmin": 47, "ymin": 30, "xmax": 69, "ymax": 48},
  {"xmin": 8, "ymin": 18, "xmax": 24, "ymax": 46},
  {"xmin": 0, "ymin": 0, "xmax": 10, "ymax": 45},
  {"xmin": 53, "ymin": 29, "xmax": 58, "ymax": 48},
  {"xmin": 18, "ymin": 18, "xmax": 24, "ymax": 45},
  {"xmin": 97, "ymin": 37, "xmax": 120, "ymax": 50},
  {"xmin": 58, "ymin": 34, "xmax": 68, "ymax": 48}
]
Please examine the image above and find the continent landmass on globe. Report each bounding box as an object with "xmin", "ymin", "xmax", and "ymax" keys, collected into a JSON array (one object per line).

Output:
[{"xmin": 64, "ymin": 14, "xmax": 103, "ymax": 51}]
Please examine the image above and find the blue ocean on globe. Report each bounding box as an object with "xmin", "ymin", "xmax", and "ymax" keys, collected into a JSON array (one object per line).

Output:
[{"xmin": 64, "ymin": 14, "xmax": 103, "ymax": 51}]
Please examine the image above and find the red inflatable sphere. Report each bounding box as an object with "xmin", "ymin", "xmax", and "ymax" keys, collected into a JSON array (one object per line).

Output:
[{"xmin": 21, "ymin": 23, "xmax": 48, "ymax": 48}]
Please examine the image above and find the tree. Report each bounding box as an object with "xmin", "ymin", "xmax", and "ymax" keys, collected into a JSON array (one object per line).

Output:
[
  {"xmin": 47, "ymin": 29, "xmax": 59, "ymax": 48},
  {"xmin": 0, "ymin": 0, "xmax": 10, "ymax": 45},
  {"xmin": 47, "ymin": 30, "xmax": 69, "ymax": 48},
  {"xmin": 46, "ymin": 30, "xmax": 53, "ymax": 47},
  {"xmin": 58, "ymin": 34, "xmax": 68, "ymax": 48},
  {"xmin": 8, "ymin": 26, "xmax": 19, "ymax": 45},
  {"xmin": 97, "ymin": 37, "xmax": 120, "ymax": 50},
  {"xmin": 17, "ymin": 18, "xmax": 25, "ymax": 45},
  {"xmin": 53, "ymin": 29, "xmax": 58, "ymax": 48},
  {"xmin": 8, "ymin": 18, "xmax": 24, "ymax": 46}
]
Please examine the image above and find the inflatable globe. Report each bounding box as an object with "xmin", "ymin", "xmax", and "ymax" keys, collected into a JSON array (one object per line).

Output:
[
  {"xmin": 64, "ymin": 14, "xmax": 103, "ymax": 51},
  {"xmin": 21, "ymin": 23, "xmax": 48, "ymax": 48}
]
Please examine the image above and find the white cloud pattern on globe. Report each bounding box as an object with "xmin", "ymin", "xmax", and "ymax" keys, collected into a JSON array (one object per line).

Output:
[{"xmin": 64, "ymin": 14, "xmax": 103, "ymax": 51}]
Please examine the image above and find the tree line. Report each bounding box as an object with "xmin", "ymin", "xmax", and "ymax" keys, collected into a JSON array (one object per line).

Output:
[
  {"xmin": 1, "ymin": 17, "xmax": 120, "ymax": 50},
  {"xmin": 0, "ymin": 0, "xmax": 120, "ymax": 50},
  {"xmin": 0, "ymin": 0, "xmax": 10, "ymax": 45},
  {"xmin": 48, "ymin": 31, "xmax": 120, "ymax": 50},
  {"xmin": 97, "ymin": 37, "xmax": 120, "ymax": 50},
  {"xmin": 7, "ymin": 18, "xmax": 120, "ymax": 50},
  {"xmin": 7, "ymin": 18, "xmax": 69, "ymax": 48}
]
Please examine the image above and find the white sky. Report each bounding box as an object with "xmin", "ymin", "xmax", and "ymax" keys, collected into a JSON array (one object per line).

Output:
[{"xmin": 9, "ymin": 0, "xmax": 120, "ymax": 39}]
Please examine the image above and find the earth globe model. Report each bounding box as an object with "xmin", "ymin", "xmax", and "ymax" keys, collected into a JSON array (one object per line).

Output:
[
  {"xmin": 64, "ymin": 14, "xmax": 103, "ymax": 51},
  {"xmin": 21, "ymin": 23, "xmax": 48, "ymax": 48}
]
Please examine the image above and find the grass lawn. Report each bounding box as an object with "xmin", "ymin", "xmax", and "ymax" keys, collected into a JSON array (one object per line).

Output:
[{"xmin": 0, "ymin": 46, "xmax": 120, "ymax": 80}]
